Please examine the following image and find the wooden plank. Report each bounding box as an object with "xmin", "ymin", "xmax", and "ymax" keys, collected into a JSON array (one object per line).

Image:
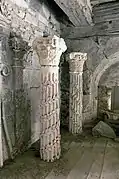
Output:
[
  {"xmin": 53, "ymin": 0, "xmax": 92, "ymax": 26},
  {"xmin": 86, "ymin": 138, "xmax": 107, "ymax": 179},
  {"xmin": 45, "ymin": 141, "xmax": 83, "ymax": 179},
  {"xmin": 67, "ymin": 139, "xmax": 105, "ymax": 179},
  {"xmin": 45, "ymin": 139, "xmax": 95, "ymax": 179},
  {"xmin": 91, "ymin": 0, "xmax": 117, "ymax": 6},
  {"xmin": 93, "ymin": 6, "xmax": 119, "ymax": 14},
  {"xmin": 100, "ymin": 139, "xmax": 119, "ymax": 179},
  {"xmin": 61, "ymin": 21, "xmax": 119, "ymax": 39},
  {"xmin": 66, "ymin": 138, "xmax": 99, "ymax": 179}
]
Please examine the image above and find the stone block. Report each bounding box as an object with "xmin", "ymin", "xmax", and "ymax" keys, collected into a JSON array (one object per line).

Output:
[
  {"xmin": 17, "ymin": 9, "xmax": 26, "ymax": 19},
  {"xmin": 31, "ymin": 121, "xmax": 41, "ymax": 144},
  {"xmin": 29, "ymin": 69, "xmax": 41, "ymax": 87},
  {"xmin": 2, "ymin": 100, "xmax": 14, "ymax": 117},
  {"xmin": 42, "ymin": 3, "xmax": 50, "ymax": 20},
  {"xmin": 25, "ymin": 12, "xmax": 39, "ymax": 27},
  {"xmin": 31, "ymin": 51, "xmax": 41, "ymax": 69},
  {"xmin": 83, "ymin": 95, "xmax": 91, "ymax": 112},
  {"xmin": 92, "ymin": 121, "xmax": 116, "ymax": 139},
  {"xmin": 23, "ymin": 69, "xmax": 31, "ymax": 88},
  {"xmin": 12, "ymin": 67, "xmax": 23, "ymax": 89},
  {"xmin": 10, "ymin": 0, "xmax": 28, "ymax": 8},
  {"xmin": 30, "ymin": 87, "xmax": 41, "ymax": 121}
]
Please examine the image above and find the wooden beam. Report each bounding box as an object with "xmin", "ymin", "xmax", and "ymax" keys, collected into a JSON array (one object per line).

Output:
[
  {"xmin": 53, "ymin": 0, "xmax": 93, "ymax": 26},
  {"xmin": 91, "ymin": 0, "xmax": 117, "ymax": 6},
  {"xmin": 61, "ymin": 20, "xmax": 119, "ymax": 39}
]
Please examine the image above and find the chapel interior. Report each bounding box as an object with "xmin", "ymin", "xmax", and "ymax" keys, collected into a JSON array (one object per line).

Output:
[{"xmin": 0, "ymin": 0, "xmax": 119, "ymax": 178}]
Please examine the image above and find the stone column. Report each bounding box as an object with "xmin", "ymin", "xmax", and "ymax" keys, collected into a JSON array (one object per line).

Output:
[
  {"xmin": 0, "ymin": 14, "xmax": 11, "ymax": 166},
  {"xmin": 9, "ymin": 34, "xmax": 30, "ymax": 153},
  {"xmin": 68, "ymin": 52, "xmax": 87, "ymax": 134},
  {"xmin": 33, "ymin": 35, "xmax": 67, "ymax": 162}
]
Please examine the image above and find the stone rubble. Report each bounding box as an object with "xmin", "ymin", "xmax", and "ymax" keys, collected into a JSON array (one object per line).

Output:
[{"xmin": 92, "ymin": 121, "xmax": 116, "ymax": 139}]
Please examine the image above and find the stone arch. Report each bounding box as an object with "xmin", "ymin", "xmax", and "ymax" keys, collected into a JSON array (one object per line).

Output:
[
  {"xmin": 90, "ymin": 51, "xmax": 119, "ymax": 120},
  {"xmin": 97, "ymin": 62, "xmax": 119, "ymax": 117},
  {"xmin": 99, "ymin": 62, "xmax": 119, "ymax": 87}
]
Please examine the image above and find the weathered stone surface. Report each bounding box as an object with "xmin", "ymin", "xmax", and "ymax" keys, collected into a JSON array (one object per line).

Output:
[
  {"xmin": 92, "ymin": 121, "xmax": 116, "ymax": 139},
  {"xmin": 63, "ymin": 30, "xmax": 119, "ymax": 125},
  {"xmin": 33, "ymin": 35, "xmax": 67, "ymax": 162},
  {"xmin": 68, "ymin": 52, "xmax": 87, "ymax": 134},
  {"xmin": 100, "ymin": 63, "xmax": 119, "ymax": 88},
  {"xmin": 54, "ymin": 0, "xmax": 92, "ymax": 26},
  {"xmin": 1, "ymin": 0, "xmax": 61, "ymax": 45},
  {"xmin": 0, "ymin": 0, "xmax": 65, "ymax": 166},
  {"xmin": 4, "ymin": 115, "xmax": 15, "ymax": 147},
  {"xmin": 15, "ymin": 89, "xmax": 31, "ymax": 153}
]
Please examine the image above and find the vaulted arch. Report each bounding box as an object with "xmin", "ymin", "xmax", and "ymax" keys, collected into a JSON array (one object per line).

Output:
[{"xmin": 89, "ymin": 51, "xmax": 119, "ymax": 121}]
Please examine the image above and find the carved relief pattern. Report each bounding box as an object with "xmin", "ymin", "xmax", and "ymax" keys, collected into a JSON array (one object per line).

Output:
[
  {"xmin": 40, "ymin": 67, "xmax": 61, "ymax": 162},
  {"xmin": 69, "ymin": 52, "xmax": 87, "ymax": 134},
  {"xmin": 69, "ymin": 72, "xmax": 83, "ymax": 134},
  {"xmin": 33, "ymin": 35, "xmax": 67, "ymax": 162}
]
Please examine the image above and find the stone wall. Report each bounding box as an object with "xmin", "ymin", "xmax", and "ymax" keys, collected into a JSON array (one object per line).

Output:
[
  {"xmin": 99, "ymin": 63, "xmax": 119, "ymax": 87},
  {"xmin": 0, "ymin": 0, "xmax": 63, "ymax": 163},
  {"xmin": 1, "ymin": 0, "xmax": 61, "ymax": 41},
  {"xmin": 97, "ymin": 63, "xmax": 119, "ymax": 119},
  {"xmin": 63, "ymin": 35, "xmax": 119, "ymax": 124}
]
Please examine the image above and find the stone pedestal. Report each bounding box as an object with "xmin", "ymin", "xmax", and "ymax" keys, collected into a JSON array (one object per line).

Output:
[
  {"xmin": 68, "ymin": 52, "xmax": 87, "ymax": 134},
  {"xmin": 33, "ymin": 35, "xmax": 67, "ymax": 162}
]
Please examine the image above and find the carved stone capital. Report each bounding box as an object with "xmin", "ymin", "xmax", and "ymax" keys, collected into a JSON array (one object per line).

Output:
[
  {"xmin": 9, "ymin": 33, "xmax": 30, "ymax": 58},
  {"xmin": 33, "ymin": 35, "xmax": 67, "ymax": 66},
  {"xmin": 9, "ymin": 33, "xmax": 29, "ymax": 51},
  {"xmin": 68, "ymin": 52, "xmax": 87, "ymax": 73},
  {"xmin": 0, "ymin": 63, "xmax": 11, "ymax": 77}
]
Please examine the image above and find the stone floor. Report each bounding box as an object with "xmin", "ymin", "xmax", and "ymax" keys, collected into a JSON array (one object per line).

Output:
[{"xmin": 1, "ymin": 131, "xmax": 119, "ymax": 179}]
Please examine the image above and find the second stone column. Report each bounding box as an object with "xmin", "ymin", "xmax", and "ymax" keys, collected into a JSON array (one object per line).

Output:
[{"xmin": 68, "ymin": 52, "xmax": 87, "ymax": 134}]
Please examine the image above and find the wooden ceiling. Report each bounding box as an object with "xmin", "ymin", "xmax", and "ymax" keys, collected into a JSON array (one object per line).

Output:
[
  {"xmin": 53, "ymin": 0, "xmax": 118, "ymax": 27},
  {"xmin": 90, "ymin": 0, "xmax": 117, "ymax": 6},
  {"xmin": 53, "ymin": 0, "xmax": 93, "ymax": 26}
]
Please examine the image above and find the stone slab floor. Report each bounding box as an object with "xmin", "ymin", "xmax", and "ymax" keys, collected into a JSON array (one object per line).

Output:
[{"xmin": 1, "ymin": 131, "xmax": 119, "ymax": 179}]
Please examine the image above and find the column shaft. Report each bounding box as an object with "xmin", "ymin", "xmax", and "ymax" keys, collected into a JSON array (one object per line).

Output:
[
  {"xmin": 68, "ymin": 52, "xmax": 87, "ymax": 134},
  {"xmin": 69, "ymin": 72, "xmax": 83, "ymax": 133},
  {"xmin": 40, "ymin": 67, "xmax": 60, "ymax": 162},
  {"xmin": 33, "ymin": 35, "xmax": 67, "ymax": 162}
]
